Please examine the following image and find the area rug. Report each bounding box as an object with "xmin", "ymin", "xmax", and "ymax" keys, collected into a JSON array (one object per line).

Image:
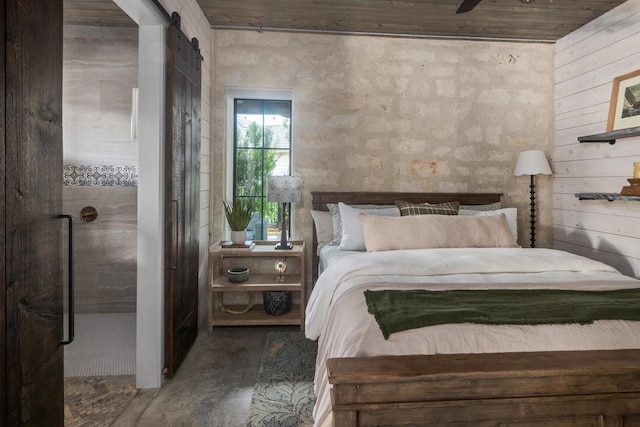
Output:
[
  {"xmin": 64, "ymin": 375, "xmax": 137, "ymax": 426},
  {"xmin": 247, "ymin": 331, "xmax": 317, "ymax": 427}
]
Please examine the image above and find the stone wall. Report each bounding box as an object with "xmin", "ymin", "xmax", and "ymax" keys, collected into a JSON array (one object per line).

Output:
[{"xmin": 212, "ymin": 30, "xmax": 555, "ymax": 252}]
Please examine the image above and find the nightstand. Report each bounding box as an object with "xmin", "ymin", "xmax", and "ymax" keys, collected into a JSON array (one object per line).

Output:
[{"xmin": 208, "ymin": 240, "xmax": 306, "ymax": 331}]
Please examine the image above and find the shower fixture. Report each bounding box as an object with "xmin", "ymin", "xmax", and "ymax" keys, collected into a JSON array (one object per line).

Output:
[{"xmin": 80, "ymin": 206, "xmax": 98, "ymax": 223}]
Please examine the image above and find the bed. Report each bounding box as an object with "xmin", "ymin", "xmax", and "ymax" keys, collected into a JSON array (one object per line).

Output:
[{"xmin": 307, "ymin": 191, "xmax": 640, "ymax": 427}]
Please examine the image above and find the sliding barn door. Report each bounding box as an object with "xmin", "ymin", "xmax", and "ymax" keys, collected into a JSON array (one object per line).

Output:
[
  {"xmin": 2, "ymin": 0, "xmax": 65, "ymax": 424},
  {"xmin": 164, "ymin": 15, "xmax": 202, "ymax": 378}
]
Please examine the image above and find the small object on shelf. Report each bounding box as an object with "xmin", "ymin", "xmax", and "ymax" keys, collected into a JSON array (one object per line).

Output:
[
  {"xmin": 263, "ymin": 291, "xmax": 292, "ymax": 316},
  {"xmin": 223, "ymin": 198, "xmax": 256, "ymax": 244},
  {"xmin": 221, "ymin": 241, "xmax": 255, "ymax": 249},
  {"xmin": 621, "ymin": 178, "xmax": 640, "ymax": 196},
  {"xmin": 227, "ymin": 267, "xmax": 249, "ymax": 283},
  {"xmin": 274, "ymin": 258, "xmax": 287, "ymax": 282},
  {"xmin": 606, "ymin": 70, "xmax": 640, "ymax": 133}
]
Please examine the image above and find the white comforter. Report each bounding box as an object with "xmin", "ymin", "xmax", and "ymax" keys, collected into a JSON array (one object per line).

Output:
[{"xmin": 305, "ymin": 248, "xmax": 640, "ymax": 427}]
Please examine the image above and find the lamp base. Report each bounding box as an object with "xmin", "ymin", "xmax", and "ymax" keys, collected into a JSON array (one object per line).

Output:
[{"xmin": 274, "ymin": 242, "xmax": 293, "ymax": 250}]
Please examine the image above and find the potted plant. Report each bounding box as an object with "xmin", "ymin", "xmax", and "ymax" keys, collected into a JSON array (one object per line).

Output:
[{"xmin": 223, "ymin": 198, "xmax": 255, "ymax": 244}]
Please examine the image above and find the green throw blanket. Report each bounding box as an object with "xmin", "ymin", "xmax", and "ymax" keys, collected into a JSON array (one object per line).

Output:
[{"xmin": 364, "ymin": 288, "xmax": 640, "ymax": 339}]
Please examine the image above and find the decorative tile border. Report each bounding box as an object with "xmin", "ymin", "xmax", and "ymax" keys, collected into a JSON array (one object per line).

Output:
[{"xmin": 64, "ymin": 165, "xmax": 138, "ymax": 187}]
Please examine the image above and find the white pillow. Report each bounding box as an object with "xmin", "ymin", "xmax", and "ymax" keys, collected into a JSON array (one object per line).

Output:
[
  {"xmin": 328, "ymin": 203, "xmax": 397, "ymax": 246},
  {"xmin": 338, "ymin": 202, "xmax": 400, "ymax": 251},
  {"xmin": 360, "ymin": 213, "xmax": 518, "ymax": 252},
  {"xmin": 459, "ymin": 208, "xmax": 517, "ymax": 241},
  {"xmin": 310, "ymin": 210, "xmax": 333, "ymax": 247}
]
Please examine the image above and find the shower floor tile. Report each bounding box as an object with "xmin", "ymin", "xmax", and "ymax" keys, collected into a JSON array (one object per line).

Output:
[{"xmin": 64, "ymin": 313, "xmax": 136, "ymax": 377}]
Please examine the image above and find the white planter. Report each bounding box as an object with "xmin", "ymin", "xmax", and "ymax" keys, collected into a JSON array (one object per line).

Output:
[{"xmin": 230, "ymin": 230, "xmax": 247, "ymax": 245}]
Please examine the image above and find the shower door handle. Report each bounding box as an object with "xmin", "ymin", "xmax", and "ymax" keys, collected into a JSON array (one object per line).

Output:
[{"xmin": 59, "ymin": 214, "xmax": 75, "ymax": 345}]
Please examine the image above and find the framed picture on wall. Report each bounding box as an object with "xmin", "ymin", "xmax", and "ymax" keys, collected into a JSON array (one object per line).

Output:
[{"xmin": 607, "ymin": 69, "xmax": 640, "ymax": 131}]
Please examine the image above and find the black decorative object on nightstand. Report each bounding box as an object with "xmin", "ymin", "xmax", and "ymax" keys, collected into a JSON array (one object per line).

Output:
[{"xmin": 263, "ymin": 291, "xmax": 292, "ymax": 316}]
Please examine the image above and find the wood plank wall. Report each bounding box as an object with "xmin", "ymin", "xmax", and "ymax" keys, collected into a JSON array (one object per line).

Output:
[{"xmin": 554, "ymin": 0, "xmax": 640, "ymax": 278}]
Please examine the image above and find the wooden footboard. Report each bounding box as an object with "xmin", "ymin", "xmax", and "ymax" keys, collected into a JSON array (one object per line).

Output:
[{"xmin": 327, "ymin": 350, "xmax": 640, "ymax": 426}]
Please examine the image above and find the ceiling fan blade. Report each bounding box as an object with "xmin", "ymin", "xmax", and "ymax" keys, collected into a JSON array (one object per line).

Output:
[{"xmin": 456, "ymin": 0, "xmax": 483, "ymax": 13}]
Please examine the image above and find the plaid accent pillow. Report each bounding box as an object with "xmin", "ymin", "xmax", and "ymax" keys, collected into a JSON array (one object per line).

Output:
[
  {"xmin": 395, "ymin": 200, "xmax": 460, "ymax": 216},
  {"xmin": 459, "ymin": 201, "xmax": 502, "ymax": 211}
]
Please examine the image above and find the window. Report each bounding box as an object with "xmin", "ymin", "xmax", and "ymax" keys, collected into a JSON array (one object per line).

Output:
[{"xmin": 232, "ymin": 98, "xmax": 292, "ymax": 241}]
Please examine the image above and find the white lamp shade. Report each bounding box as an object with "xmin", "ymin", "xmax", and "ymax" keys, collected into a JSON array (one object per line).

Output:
[
  {"xmin": 267, "ymin": 175, "xmax": 303, "ymax": 203},
  {"xmin": 513, "ymin": 150, "xmax": 552, "ymax": 176}
]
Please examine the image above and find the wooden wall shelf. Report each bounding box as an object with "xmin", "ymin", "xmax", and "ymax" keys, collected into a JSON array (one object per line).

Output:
[
  {"xmin": 578, "ymin": 126, "xmax": 640, "ymax": 144},
  {"xmin": 575, "ymin": 193, "xmax": 640, "ymax": 201}
]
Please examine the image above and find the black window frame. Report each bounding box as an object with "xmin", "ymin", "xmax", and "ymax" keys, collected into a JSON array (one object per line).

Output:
[{"xmin": 232, "ymin": 98, "xmax": 293, "ymax": 241}]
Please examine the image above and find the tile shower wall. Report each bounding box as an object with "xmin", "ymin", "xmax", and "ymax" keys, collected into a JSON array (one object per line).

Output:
[
  {"xmin": 63, "ymin": 186, "xmax": 137, "ymax": 313},
  {"xmin": 63, "ymin": 25, "xmax": 138, "ymax": 313}
]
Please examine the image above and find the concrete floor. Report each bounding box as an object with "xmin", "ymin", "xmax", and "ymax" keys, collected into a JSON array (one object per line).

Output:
[{"xmin": 114, "ymin": 325, "xmax": 299, "ymax": 427}]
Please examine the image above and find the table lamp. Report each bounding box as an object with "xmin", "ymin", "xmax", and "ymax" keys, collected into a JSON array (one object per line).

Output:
[
  {"xmin": 267, "ymin": 175, "xmax": 303, "ymax": 250},
  {"xmin": 513, "ymin": 150, "xmax": 552, "ymax": 248}
]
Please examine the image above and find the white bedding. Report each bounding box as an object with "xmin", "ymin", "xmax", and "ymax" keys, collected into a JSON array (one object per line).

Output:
[
  {"xmin": 317, "ymin": 244, "xmax": 359, "ymax": 276},
  {"xmin": 305, "ymin": 248, "xmax": 640, "ymax": 427}
]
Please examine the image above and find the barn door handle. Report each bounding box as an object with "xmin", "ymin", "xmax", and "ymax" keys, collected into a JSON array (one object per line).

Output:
[
  {"xmin": 58, "ymin": 214, "xmax": 75, "ymax": 345},
  {"xmin": 170, "ymin": 200, "xmax": 178, "ymax": 270}
]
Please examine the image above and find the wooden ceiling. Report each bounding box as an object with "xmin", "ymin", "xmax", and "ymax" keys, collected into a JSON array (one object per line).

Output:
[
  {"xmin": 64, "ymin": 0, "xmax": 628, "ymax": 42},
  {"xmin": 64, "ymin": 0, "xmax": 136, "ymax": 28}
]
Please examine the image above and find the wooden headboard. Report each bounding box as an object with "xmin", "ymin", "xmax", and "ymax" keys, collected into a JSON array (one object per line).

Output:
[{"xmin": 310, "ymin": 191, "xmax": 503, "ymax": 283}]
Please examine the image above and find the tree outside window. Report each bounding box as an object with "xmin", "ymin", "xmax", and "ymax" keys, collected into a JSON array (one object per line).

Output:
[{"xmin": 234, "ymin": 99, "xmax": 292, "ymax": 240}]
